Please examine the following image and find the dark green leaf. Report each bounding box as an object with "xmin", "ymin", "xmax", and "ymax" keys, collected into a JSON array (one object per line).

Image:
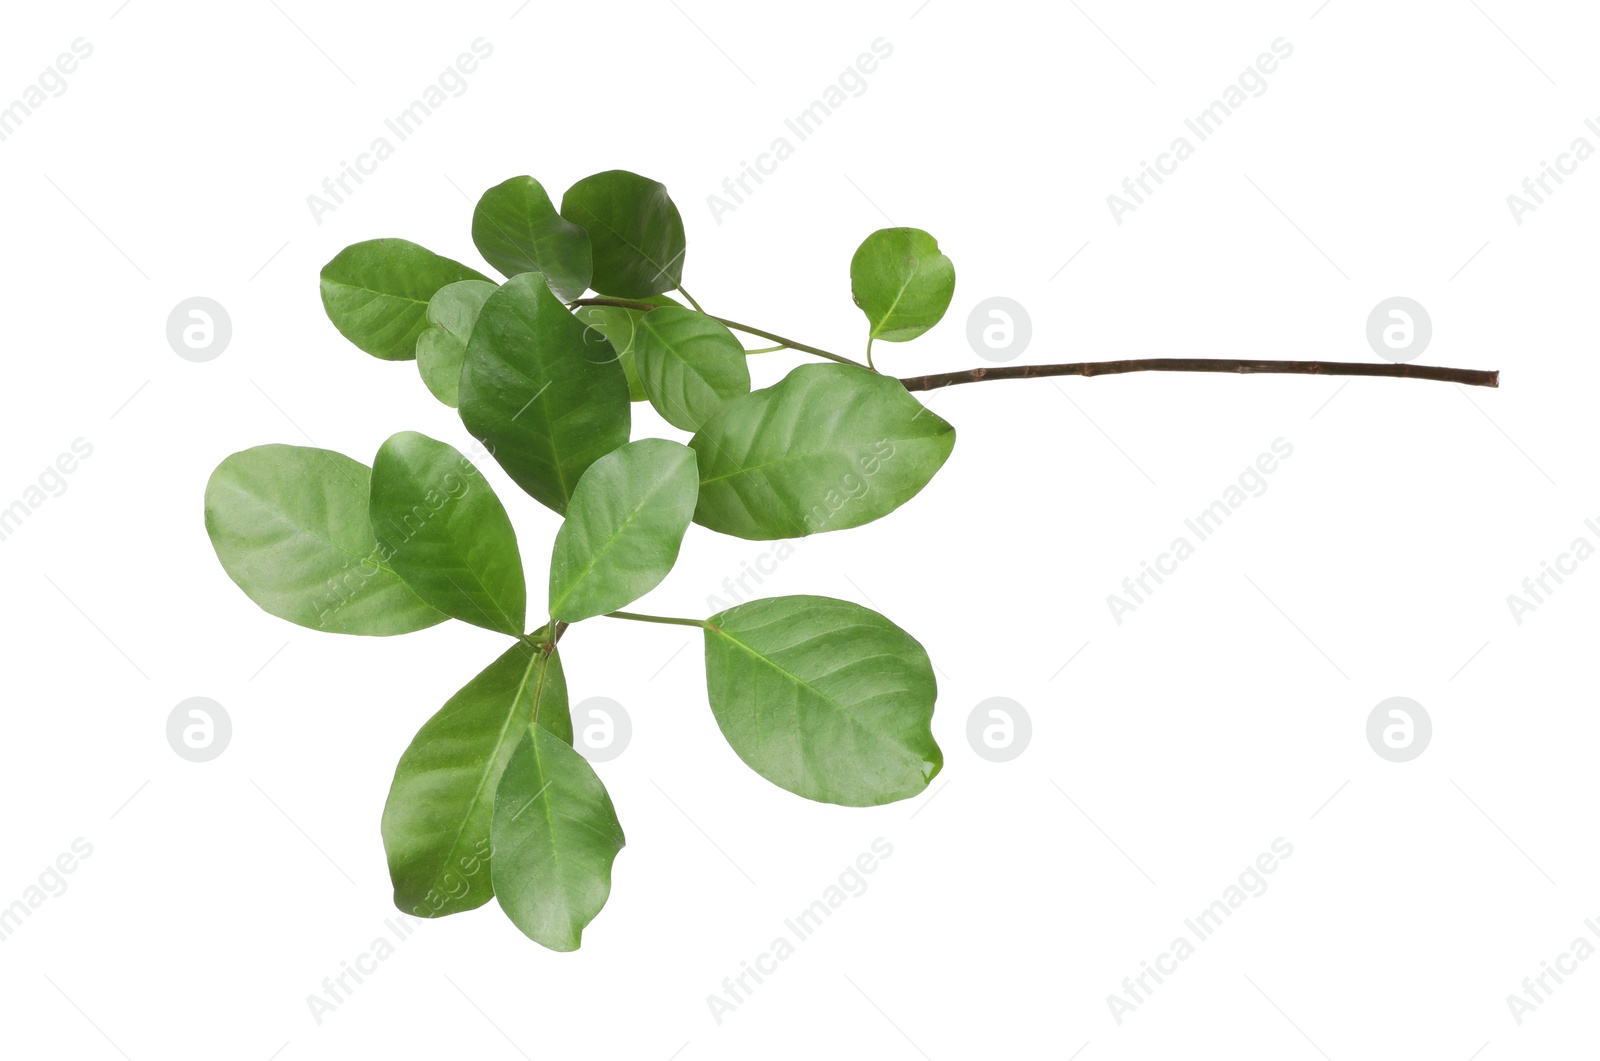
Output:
[
  {"xmin": 459, "ymin": 273, "xmax": 631, "ymax": 514},
  {"xmin": 549, "ymin": 439, "xmax": 699, "ymax": 623},
  {"xmin": 471, "ymin": 176, "xmax": 593, "ymax": 301},
  {"xmin": 560, "ymin": 170, "xmax": 686, "ymax": 298},
  {"xmin": 369, "ymin": 431, "xmax": 526, "ymax": 636},
  {"xmin": 492, "ymin": 725, "xmax": 626, "ymax": 951},
  {"xmin": 690, "ymin": 364, "xmax": 955, "ymax": 539},
  {"xmin": 633, "ymin": 307, "xmax": 751, "ymax": 431},
  {"xmin": 703, "ymin": 595, "xmax": 942, "ymax": 806},
  {"xmin": 382, "ymin": 641, "xmax": 571, "ymax": 919},
  {"xmin": 850, "ymin": 228, "xmax": 955, "ymax": 342},
  {"xmin": 416, "ymin": 279, "xmax": 498, "ymax": 407},
  {"xmin": 205, "ymin": 445, "xmax": 444, "ymax": 636},
  {"xmin": 320, "ymin": 239, "xmax": 490, "ymax": 360}
]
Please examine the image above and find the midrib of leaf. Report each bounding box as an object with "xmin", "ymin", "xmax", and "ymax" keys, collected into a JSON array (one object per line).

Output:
[
  {"xmin": 329, "ymin": 281, "xmax": 431, "ymax": 309},
  {"xmin": 551, "ymin": 482, "xmax": 666, "ymax": 617},
  {"xmin": 426, "ymin": 646, "xmax": 545, "ymax": 897},
  {"xmin": 870, "ymin": 269, "xmax": 921, "ymax": 339},
  {"xmin": 709, "ymin": 625, "xmax": 924, "ymax": 758}
]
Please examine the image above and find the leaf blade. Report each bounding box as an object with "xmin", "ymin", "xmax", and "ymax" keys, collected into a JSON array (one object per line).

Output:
[
  {"xmin": 849, "ymin": 228, "xmax": 955, "ymax": 342},
  {"xmin": 320, "ymin": 239, "xmax": 490, "ymax": 360},
  {"xmin": 459, "ymin": 273, "xmax": 631, "ymax": 514},
  {"xmin": 548, "ymin": 439, "xmax": 699, "ymax": 623},
  {"xmin": 689, "ymin": 364, "xmax": 955, "ymax": 540},
  {"xmin": 416, "ymin": 279, "xmax": 499, "ymax": 407},
  {"xmin": 382, "ymin": 641, "xmax": 572, "ymax": 919},
  {"xmin": 560, "ymin": 170, "xmax": 686, "ymax": 298},
  {"xmin": 491, "ymin": 725, "xmax": 626, "ymax": 951},
  {"xmin": 633, "ymin": 307, "xmax": 751, "ymax": 431},
  {"xmin": 205, "ymin": 445, "xmax": 445, "ymax": 636},
  {"xmin": 471, "ymin": 175, "xmax": 593, "ymax": 300},
  {"xmin": 369, "ymin": 431, "xmax": 527, "ymax": 636},
  {"xmin": 703, "ymin": 595, "xmax": 942, "ymax": 806}
]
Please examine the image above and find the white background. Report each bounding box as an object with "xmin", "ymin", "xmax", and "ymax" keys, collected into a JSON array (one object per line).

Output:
[{"xmin": 1, "ymin": 1, "xmax": 1594, "ymax": 1057}]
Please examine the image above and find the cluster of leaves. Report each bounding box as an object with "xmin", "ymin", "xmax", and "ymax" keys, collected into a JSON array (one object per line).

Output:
[{"xmin": 204, "ymin": 170, "xmax": 961, "ymax": 949}]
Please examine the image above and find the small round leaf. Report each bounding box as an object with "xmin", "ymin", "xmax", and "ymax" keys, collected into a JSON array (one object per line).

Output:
[{"xmin": 850, "ymin": 227, "xmax": 955, "ymax": 342}]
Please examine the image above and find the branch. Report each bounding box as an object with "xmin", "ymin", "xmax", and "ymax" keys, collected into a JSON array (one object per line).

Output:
[
  {"xmin": 898, "ymin": 359, "xmax": 1500, "ymax": 391},
  {"xmin": 569, "ymin": 297, "xmax": 866, "ymax": 368}
]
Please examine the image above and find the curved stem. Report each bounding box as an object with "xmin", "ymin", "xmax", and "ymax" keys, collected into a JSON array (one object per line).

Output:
[
  {"xmin": 899, "ymin": 359, "xmax": 1500, "ymax": 391},
  {"xmin": 743, "ymin": 344, "xmax": 786, "ymax": 354},
  {"xmin": 677, "ymin": 286, "xmax": 705, "ymax": 313},
  {"xmin": 605, "ymin": 610, "xmax": 707, "ymax": 628},
  {"xmin": 866, "ymin": 337, "xmax": 876, "ymax": 372},
  {"xmin": 568, "ymin": 298, "xmax": 867, "ymax": 369}
]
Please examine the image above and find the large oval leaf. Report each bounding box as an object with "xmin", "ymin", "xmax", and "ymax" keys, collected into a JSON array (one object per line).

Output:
[
  {"xmin": 471, "ymin": 176, "xmax": 593, "ymax": 301},
  {"xmin": 492, "ymin": 725, "xmax": 626, "ymax": 951},
  {"xmin": 320, "ymin": 239, "xmax": 490, "ymax": 360},
  {"xmin": 573, "ymin": 292, "xmax": 683, "ymax": 403},
  {"xmin": 382, "ymin": 641, "xmax": 572, "ymax": 919},
  {"xmin": 703, "ymin": 595, "xmax": 942, "ymax": 806},
  {"xmin": 689, "ymin": 364, "xmax": 955, "ymax": 540},
  {"xmin": 416, "ymin": 279, "xmax": 498, "ymax": 407},
  {"xmin": 205, "ymin": 445, "xmax": 445, "ymax": 636},
  {"xmin": 369, "ymin": 431, "xmax": 526, "ymax": 636},
  {"xmin": 560, "ymin": 170, "xmax": 686, "ymax": 298},
  {"xmin": 850, "ymin": 228, "xmax": 955, "ymax": 343},
  {"xmin": 548, "ymin": 439, "xmax": 699, "ymax": 623},
  {"xmin": 459, "ymin": 273, "xmax": 631, "ymax": 514},
  {"xmin": 633, "ymin": 307, "xmax": 751, "ymax": 431}
]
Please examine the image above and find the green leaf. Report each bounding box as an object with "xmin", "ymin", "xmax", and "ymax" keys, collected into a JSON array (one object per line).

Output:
[
  {"xmin": 471, "ymin": 176, "xmax": 593, "ymax": 301},
  {"xmin": 849, "ymin": 228, "xmax": 956, "ymax": 342},
  {"xmin": 560, "ymin": 170, "xmax": 686, "ymax": 298},
  {"xmin": 703, "ymin": 595, "xmax": 942, "ymax": 807},
  {"xmin": 492, "ymin": 725, "xmax": 626, "ymax": 951},
  {"xmin": 459, "ymin": 273, "xmax": 631, "ymax": 515},
  {"xmin": 690, "ymin": 364, "xmax": 955, "ymax": 540},
  {"xmin": 320, "ymin": 239, "xmax": 490, "ymax": 360},
  {"xmin": 382, "ymin": 641, "xmax": 572, "ymax": 919},
  {"xmin": 416, "ymin": 279, "xmax": 498, "ymax": 407},
  {"xmin": 574, "ymin": 294, "xmax": 682, "ymax": 403},
  {"xmin": 633, "ymin": 307, "xmax": 751, "ymax": 431},
  {"xmin": 205, "ymin": 445, "xmax": 445, "ymax": 636},
  {"xmin": 549, "ymin": 439, "xmax": 699, "ymax": 623},
  {"xmin": 369, "ymin": 431, "xmax": 527, "ymax": 636}
]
